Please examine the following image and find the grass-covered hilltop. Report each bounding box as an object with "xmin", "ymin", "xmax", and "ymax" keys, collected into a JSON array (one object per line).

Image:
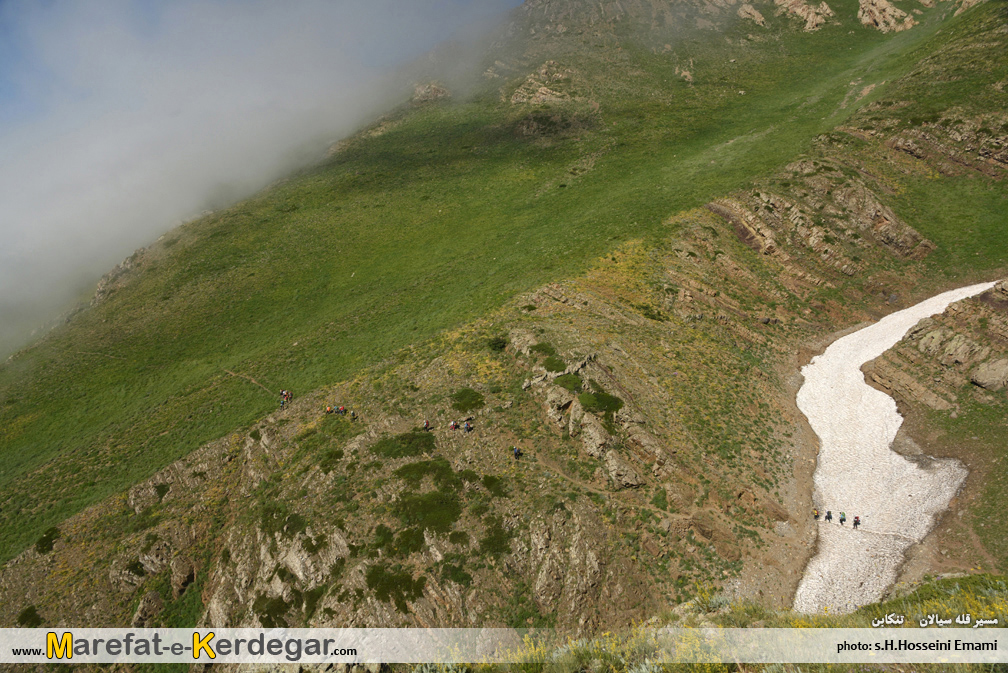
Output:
[{"xmin": 1, "ymin": 0, "xmax": 1007, "ymax": 647}]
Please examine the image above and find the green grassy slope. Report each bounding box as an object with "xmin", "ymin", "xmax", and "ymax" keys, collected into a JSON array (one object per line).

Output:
[{"xmin": 0, "ymin": 1, "xmax": 1003, "ymax": 563}]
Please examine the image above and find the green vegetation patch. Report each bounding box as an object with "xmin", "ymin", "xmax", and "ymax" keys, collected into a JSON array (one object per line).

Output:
[
  {"xmin": 504, "ymin": 581, "xmax": 554, "ymax": 629},
  {"xmin": 16, "ymin": 605, "xmax": 42, "ymax": 628},
  {"xmin": 553, "ymin": 373, "xmax": 583, "ymax": 393},
  {"xmin": 579, "ymin": 387, "xmax": 624, "ymax": 420},
  {"xmin": 479, "ymin": 515, "xmax": 513, "ymax": 558},
  {"xmin": 253, "ymin": 594, "xmax": 292, "ymax": 629},
  {"xmin": 371, "ymin": 523, "xmax": 426, "ymax": 558},
  {"xmin": 529, "ymin": 342, "xmax": 557, "ymax": 358},
  {"xmin": 259, "ymin": 501, "xmax": 308, "ymax": 538},
  {"xmin": 371, "ymin": 430, "xmax": 435, "ymax": 458},
  {"xmin": 543, "ymin": 356, "xmax": 567, "ymax": 373},
  {"xmin": 487, "ymin": 335, "xmax": 509, "ymax": 352},
  {"xmin": 395, "ymin": 490, "xmax": 463, "ymax": 533},
  {"xmin": 34, "ymin": 526, "xmax": 60, "ymax": 554},
  {"xmin": 394, "ymin": 458, "xmax": 462, "ymax": 491},
  {"xmin": 481, "ymin": 475, "xmax": 508, "ymax": 498},
  {"xmin": 450, "ymin": 387, "xmax": 485, "ymax": 413},
  {"xmin": 365, "ymin": 563, "xmax": 426, "ymax": 614},
  {"xmin": 439, "ymin": 553, "xmax": 473, "ymax": 587}
]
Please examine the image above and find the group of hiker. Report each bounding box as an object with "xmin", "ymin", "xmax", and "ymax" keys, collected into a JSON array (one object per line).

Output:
[
  {"xmin": 433, "ymin": 419, "xmax": 473, "ymax": 433},
  {"xmin": 813, "ymin": 508, "xmax": 860, "ymax": 529},
  {"xmin": 325, "ymin": 404, "xmax": 357, "ymax": 421},
  {"xmin": 279, "ymin": 390, "xmax": 293, "ymax": 410}
]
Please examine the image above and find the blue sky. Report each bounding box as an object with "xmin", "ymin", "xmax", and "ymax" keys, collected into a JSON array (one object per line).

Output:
[{"xmin": 0, "ymin": 0, "xmax": 521, "ymax": 354}]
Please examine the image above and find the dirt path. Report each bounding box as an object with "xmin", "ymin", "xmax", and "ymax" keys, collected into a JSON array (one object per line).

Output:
[
  {"xmin": 792, "ymin": 281, "xmax": 996, "ymax": 614},
  {"xmin": 224, "ymin": 369, "xmax": 275, "ymax": 396},
  {"xmin": 533, "ymin": 453, "xmax": 694, "ymax": 525}
]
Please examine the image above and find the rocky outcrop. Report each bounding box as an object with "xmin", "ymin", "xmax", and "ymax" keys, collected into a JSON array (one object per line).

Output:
[
  {"xmin": 857, "ymin": 0, "xmax": 916, "ymax": 33},
  {"xmin": 131, "ymin": 591, "xmax": 163, "ymax": 627},
  {"xmin": 171, "ymin": 556, "xmax": 195, "ymax": 599},
  {"xmin": 605, "ymin": 452, "xmax": 643, "ymax": 489},
  {"xmin": 580, "ymin": 414, "xmax": 611, "ymax": 459},
  {"xmin": 774, "ymin": 0, "xmax": 834, "ymax": 31},
  {"xmin": 737, "ymin": 3, "xmax": 766, "ymax": 26},
  {"xmin": 510, "ymin": 61, "xmax": 573, "ymax": 105},
  {"xmin": 544, "ymin": 386, "xmax": 575, "ymax": 426},
  {"xmin": 412, "ymin": 82, "xmax": 451, "ymax": 104}
]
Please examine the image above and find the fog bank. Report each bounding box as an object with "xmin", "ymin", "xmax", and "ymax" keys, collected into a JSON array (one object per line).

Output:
[{"xmin": 0, "ymin": 0, "xmax": 517, "ymax": 356}]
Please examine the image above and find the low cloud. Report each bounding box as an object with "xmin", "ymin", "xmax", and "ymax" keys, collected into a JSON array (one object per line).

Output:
[{"xmin": 0, "ymin": 0, "xmax": 517, "ymax": 355}]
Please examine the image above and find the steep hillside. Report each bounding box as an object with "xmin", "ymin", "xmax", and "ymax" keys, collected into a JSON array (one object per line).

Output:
[{"xmin": 1, "ymin": 0, "xmax": 1006, "ymax": 636}]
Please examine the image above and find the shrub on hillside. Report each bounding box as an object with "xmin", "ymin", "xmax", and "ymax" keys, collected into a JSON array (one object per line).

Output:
[
  {"xmin": 487, "ymin": 335, "xmax": 508, "ymax": 352},
  {"xmin": 371, "ymin": 430, "xmax": 435, "ymax": 458},
  {"xmin": 543, "ymin": 356, "xmax": 567, "ymax": 373},
  {"xmin": 553, "ymin": 374, "xmax": 583, "ymax": 392},
  {"xmin": 451, "ymin": 387, "xmax": 485, "ymax": 412}
]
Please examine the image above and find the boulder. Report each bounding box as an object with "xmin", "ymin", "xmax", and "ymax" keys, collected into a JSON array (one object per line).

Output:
[{"xmin": 972, "ymin": 358, "xmax": 1008, "ymax": 391}]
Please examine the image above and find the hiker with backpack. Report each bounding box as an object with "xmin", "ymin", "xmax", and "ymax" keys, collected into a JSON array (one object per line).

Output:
[
  {"xmin": 825, "ymin": 510, "xmax": 833, "ymax": 523},
  {"xmin": 839, "ymin": 512, "xmax": 846, "ymax": 526},
  {"xmin": 853, "ymin": 516, "xmax": 860, "ymax": 530}
]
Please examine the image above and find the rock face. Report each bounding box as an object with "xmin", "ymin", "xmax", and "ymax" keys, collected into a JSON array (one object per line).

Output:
[
  {"xmin": 857, "ymin": 0, "xmax": 916, "ymax": 32},
  {"xmin": 972, "ymin": 358, "xmax": 1008, "ymax": 391}
]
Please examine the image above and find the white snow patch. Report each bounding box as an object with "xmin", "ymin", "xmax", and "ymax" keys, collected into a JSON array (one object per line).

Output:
[{"xmin": 793, "ymin": 281, "xmax": 996, "ymax": 614}]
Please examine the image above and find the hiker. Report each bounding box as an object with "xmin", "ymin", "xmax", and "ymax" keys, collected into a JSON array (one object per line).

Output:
[
  {"xmin": 449, "ymin": 420, "xmax": 458, "ymax": 430},
  {"xmin": 825, "ymin": 510, "xmax": 833, "ymax": 523},
  {"xmin": 813, "ymin": 508, "xmax": 820, "ymax": 520},
  {"xmin": 464, "ymin": 421, "xmax": 473, "ymax": 433},
  {"xmin": 350, "ymin": 410, "xmax": 357, "ymax": 421},
  {"xmin": 513, "ymin": 446, "xmax": 522, "ymax": 461},
  {"xmin": 853, "ymin": 516, "xmax": 860, "ymax": 530},
  {"xmin": 280, "ymin": 390, "xmax": 288, "ymax": 410},
  {"xmin": 338, "ymin": 405, "xmax": 346, "ymax": 415},
  {"xmin": 326, "ymin": 405, "xmax": 334, "ymax": 414},
  {"xmin": 424, "ymin": 419, "xmax": 430, "ymax": 431},
  {"xmin": 839, "ymin": 512, "xmax": 846, "ymax": 526}
]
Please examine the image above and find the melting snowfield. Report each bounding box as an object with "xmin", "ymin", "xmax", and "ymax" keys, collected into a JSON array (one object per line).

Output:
[{"xmin": 793, "ymin": 282, "xmax": 997, "ymax": 614}]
